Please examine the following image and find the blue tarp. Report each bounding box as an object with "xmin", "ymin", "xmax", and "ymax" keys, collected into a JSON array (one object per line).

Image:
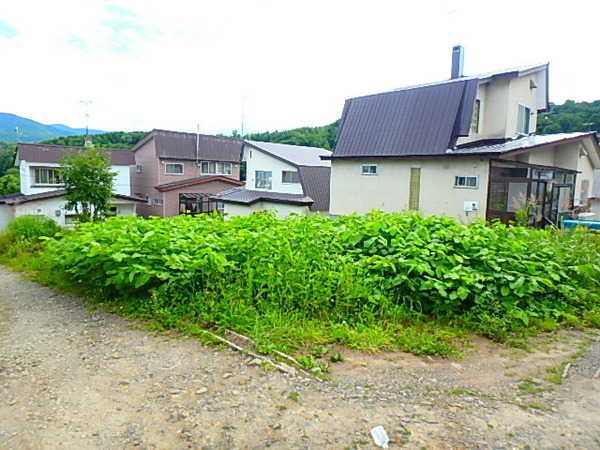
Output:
[{"xmin": 562, "ymin": 219, "xmax": 600, "ymax": 231}]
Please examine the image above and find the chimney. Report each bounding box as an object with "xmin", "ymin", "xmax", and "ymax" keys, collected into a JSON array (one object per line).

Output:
[{"xmin": 451, "ymin": 45, "xmax": 464, "ymax": 79}]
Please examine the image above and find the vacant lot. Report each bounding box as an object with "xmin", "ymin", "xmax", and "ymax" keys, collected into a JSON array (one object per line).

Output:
[{"xmin": 1, "ymin": 268, "xmax": 599, "ymax": 449}]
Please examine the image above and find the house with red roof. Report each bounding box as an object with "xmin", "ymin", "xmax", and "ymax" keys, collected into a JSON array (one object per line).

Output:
[{"xmin": 130, "ymin": 129, "xmax": 244, "ymax": 217}]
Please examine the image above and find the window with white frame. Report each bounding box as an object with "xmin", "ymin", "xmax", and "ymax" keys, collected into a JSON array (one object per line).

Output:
[
  {"xmin": 201, "ymin": 161, "xmax": 232, "ymax": 175},
  {"xmin": 282, "ymin": 170, "xmax": 300, "ymax": 184},
  {"xmin": 136, "ymin": 164, "xmax": 143, "ymax": 173},
  {"xmin": 362, "ymin": 164, "xmax": 378, "ymax": 175},
  {"xmin": 165, "ymin": 163, "xmax": 183, "ymax": 174},
  {"xmin": 517, "ymin": 104, "xmax": 531, "ymax": 135},
  {"xmin": 32, "ymin": 167, "xmax": 62, "ymax": 186},
  {"xmin": 454, "ymin": 175, "xmax": 479, "ymax": 188},
  {"xmin": 255, "ymin": 170, "xmax": 272, "ymax": 189},
  {"xmin": 153, "ymin": 198, "xmax": 164, "ymax": 206}
]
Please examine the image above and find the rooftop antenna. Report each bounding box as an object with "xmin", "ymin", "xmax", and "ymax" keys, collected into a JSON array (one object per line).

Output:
[{"xmin": 80, "ymin": 100, "xmax": 93, "ymax": 147}]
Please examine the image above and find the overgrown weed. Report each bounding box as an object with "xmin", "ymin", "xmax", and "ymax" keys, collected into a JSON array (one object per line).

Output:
[{"xmin": 1, "ymin": 212, "xmax": 599, "ymax": 358}]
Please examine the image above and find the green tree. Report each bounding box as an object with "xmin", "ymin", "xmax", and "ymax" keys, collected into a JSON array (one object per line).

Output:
[
  {"xmin": 0, "ymin": 142, "xmax": 17, "ymax": 176},
  {"xmin": 0, "ymin": 168, "xmax": 21, "ymax": 195},
  {"xmin": 60, "ymin": 147, "xmax": 116, "ymax": 222}
]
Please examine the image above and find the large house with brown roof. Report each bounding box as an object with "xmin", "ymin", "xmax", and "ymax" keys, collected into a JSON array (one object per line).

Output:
[
  {"xmin": 327, "ymin": 46, "xmax": 600, "ymax": 226},
  {"xmin": 131, "ymin": 129, "xmax": 244, "ymax": 217},
  {"xmin": 0, "ymin": 143, "xmax": 143, "ymax": 229},
  {"xmin": 213, "ymin": 141, "xmax": 331, "ymax": 217}
]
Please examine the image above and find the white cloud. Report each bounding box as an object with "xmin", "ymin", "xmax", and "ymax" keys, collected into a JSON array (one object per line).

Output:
[{"xmin": 3, "ymin": 0, "xmax": 600, "ymax": 134}]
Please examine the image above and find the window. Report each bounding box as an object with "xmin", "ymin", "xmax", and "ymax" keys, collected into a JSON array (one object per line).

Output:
[
  {"xmin": 255, "ymin": 171, "xmax": 272, "ymax": 189},
  {"xmin": 409, "ymin": 168, "xmax": 421, "ymax": 211},
  {"xmin": 282, "ymin": 170, "xmax": 300, "ymax": 184},
  {"xmin": 136, "ymin": 164, "xmax": 143, "ymax": 173},
  {"xmin": 32, "ymin": 167, "xmax": 62, "ymax": 186},
  {"xmin": 200, "ymin": 161, "xmax": 232, "ymax": 175},
  {"xmin": 454, "ymin": 175, "xmax": 479, "ymax": 189},
  {"xmin": 517, "ymin": 104, "xmax": 531, "ymax": 135},
  {"xmin": 362, "ymin": 164, "xmax": 378, "ymax": 175},
  {"xmin": 165, "ymin": 163, "xmax": 183, "ymax": 175},
  {"xmin": 580, "ymin": 179, "xmax": 590, "ymax": 205},
  {"xmin": 153, "ymin": 198, "xmax": 164, "ymax": 206},
  {"xmin": 470, "ymin": 99, "xmax": 480, "ymax": 134}
]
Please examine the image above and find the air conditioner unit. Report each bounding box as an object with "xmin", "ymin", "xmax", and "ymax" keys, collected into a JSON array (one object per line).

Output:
[{"xmin": 464, "ymin": 201, "xmax": 479, "ymax": 212}]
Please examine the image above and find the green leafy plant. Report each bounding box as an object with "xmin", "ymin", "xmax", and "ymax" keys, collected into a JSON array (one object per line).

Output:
[{"xmin": 22, "ymin": 211, "xmax": 599, "ymax": 358}]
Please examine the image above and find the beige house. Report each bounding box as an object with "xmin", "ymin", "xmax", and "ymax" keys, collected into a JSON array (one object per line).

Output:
[
  {"xmin": 328, "ymin": 47, "xmax": 600, "ymax": 226},
  {"xmin": 214, "ymin": 141, "xmax": 331, "ymax": 218},
  {"xmin": 131, "ymin": 129, "xmax": 244, "ymax": 217}
]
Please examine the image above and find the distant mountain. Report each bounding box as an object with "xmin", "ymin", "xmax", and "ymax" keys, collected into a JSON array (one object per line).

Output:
[{"xmin": 0, "ymin": 113, "xmax": 105, "ymax": 143}]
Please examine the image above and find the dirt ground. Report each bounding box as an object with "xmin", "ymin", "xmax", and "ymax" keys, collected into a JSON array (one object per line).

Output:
[{"xmin": 1, "ymin": 267, "xmax": 599, "ymax": 449}]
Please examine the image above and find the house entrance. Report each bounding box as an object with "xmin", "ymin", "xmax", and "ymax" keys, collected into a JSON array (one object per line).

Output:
[
  {"xmin": 179, "ymin": 193, "xmax": 223, "ymax": 215},
  {"xmin": 487, "ymin": 160, "xmax": 576, "ymax": 227}
]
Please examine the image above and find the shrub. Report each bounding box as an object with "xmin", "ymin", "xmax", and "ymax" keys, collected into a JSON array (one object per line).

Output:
[{"xmin": 0, "ymin": 215, "xmax": 62, "ymax": 258}]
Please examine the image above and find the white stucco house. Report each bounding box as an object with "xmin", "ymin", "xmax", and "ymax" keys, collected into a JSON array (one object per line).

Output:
[
  {"xmin": 0, "ymin": 143, "xmax": 144, "ymax": 229},
  {"xmin": 327, "ymin": 46, "xmax": 600, "ymax": 227},
  {"xmin": 213, "ymin": 140, "xmax": 332, "ymax": 218}
]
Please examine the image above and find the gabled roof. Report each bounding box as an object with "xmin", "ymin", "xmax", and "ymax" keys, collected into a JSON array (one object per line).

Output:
[
  {"xmin": 155, "ymin": 175, "xmax": 244, "ymax": 192},
  {"xmin": 212, "ymin": 186, "xmax": 314, "ymax": 207},
  {"xmin": 16, "ymin": 143, "xmax": 135, "ymax": 165},
  {"xmin": 0, "ymin": 189, "xmax": 145, "ymax": 205},
  {"xmin": 331, "ymin": 78, "xmax": 479, "ymax": 159},
  {"xmin": 331, "ymin": 62, "xmax": 550, "ymax": 160},
  {"xmin": 132, "ymin": 129, "xmax": 243, "ymax": 163},
  {"xmin": 244, "ymin": 141, "xmax": 331, "ymax": 167}
]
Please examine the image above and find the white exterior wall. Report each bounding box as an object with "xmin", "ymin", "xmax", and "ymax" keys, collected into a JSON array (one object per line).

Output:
[
  {"xmin": 244, "ymin": 147, "xmax": 303, "ymax": 194},
  {"xmin": 330, "ymin": 158, "xmax": 489, "ymax": 221},
  {"xmin": 224, "ymin": 202, "xmax": 310, "ymax": 218},
  {"xmin": 506, "ymin": 74, "xmax": 539, "ymax": 136},
  {"xmin": 20, "ymin": 161, "xmax": 131, "ymax": 196},
  {"xmin": 0, "ymin": 197, "xmax": 139, "ymax": 231},
  {"xmin": 458, "ymin": 72, "xmax": 542, "ymax": 146}
]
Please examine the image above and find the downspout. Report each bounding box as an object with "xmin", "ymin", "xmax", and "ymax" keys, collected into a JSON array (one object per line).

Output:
[{"xmin": 196, "ymin": 124, "xmax": 200, "ymax": 177}]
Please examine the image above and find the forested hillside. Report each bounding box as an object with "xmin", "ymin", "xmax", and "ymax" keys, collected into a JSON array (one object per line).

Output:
[
  {"xmin": 537, "ymin": 100, "xmax": 600, "ymax": 134},
  {"xmin": 244, "ymin": 121, "xmax": 339, "ymax": 150},
  {"xmin": 41, "ymin": 131, "xmax": 148, "ymax": 149}
]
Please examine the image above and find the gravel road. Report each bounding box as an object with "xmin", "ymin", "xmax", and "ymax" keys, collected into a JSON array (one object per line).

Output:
[{"xmin": 1, "ymin": 267, "xmax": 599, "ymax": 449}]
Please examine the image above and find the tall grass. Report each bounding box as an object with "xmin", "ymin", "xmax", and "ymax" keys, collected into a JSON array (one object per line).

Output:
[{"xmin": 18, "ymin": 212, "xmax": 600, "ymax": 355}]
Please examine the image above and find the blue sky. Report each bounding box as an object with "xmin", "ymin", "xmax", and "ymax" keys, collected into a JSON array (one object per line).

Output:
[{"xmin": 2, "ymin": 0, "xmax": 600, "ymax": 135}]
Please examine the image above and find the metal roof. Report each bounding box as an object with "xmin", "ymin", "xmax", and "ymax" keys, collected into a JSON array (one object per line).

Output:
[
  {"xmin": 135, "ymin": 129, "xmax": 243, "ymax": 163},
  {"xmin": 298, "ymin": 166, "xmax": 330, "ymax": 211},
  {"xmin": 331, "ymin": 62, "xmax": 550, "ymax": 160},
  {"xmin": 244, "ymin": 141, "xmax": 331, "ymax": 167},
  {"xmin": 16, "ymin": 143, "xmax": 135, "ymax": 165},
  {"xmin": 155, "ymin": 175, "xmax": 244, "ymax": 192},
  {"xmin": 212, "ymin": 187, "xmax": 314, "ymax": 207},
  {"xmin": 0, "ymin": 189, "xmax": 145, "ymax": 205},
  {"xmin": 332, "ymin": 79, "xmax": 478, "ymax": 159},
  {"xmin": 451, "ymin": 133, "xmax": 595, "ymax": 155}
]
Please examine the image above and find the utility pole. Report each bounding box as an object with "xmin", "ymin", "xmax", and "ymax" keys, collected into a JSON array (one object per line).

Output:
[
  {"xmin": 80, "ymin": 100, "xmax": 93, "ymax": 147},
  {"xmin": 241, "ymin": 96, "xmax": 247, "ymax": 137}
]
